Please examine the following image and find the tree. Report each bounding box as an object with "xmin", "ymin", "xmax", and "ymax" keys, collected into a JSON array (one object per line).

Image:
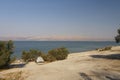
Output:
[
  {"xmin": 115, "ymin": 28, "xmax": 120, "ymax": 43},
  {"xmin": 0, "ymin": 40, "xmax": 14, "ymax": 68}
]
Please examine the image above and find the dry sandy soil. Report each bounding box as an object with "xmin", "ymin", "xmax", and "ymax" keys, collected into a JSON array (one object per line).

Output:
[{"xmin": 0, "ymin": 46, "xmax": 120, "ymax": 80}]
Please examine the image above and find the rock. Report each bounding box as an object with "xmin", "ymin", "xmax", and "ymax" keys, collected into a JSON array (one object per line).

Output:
[{"xmin": 36, "ymin": 56, "xmax": 44, "ymax": 63}]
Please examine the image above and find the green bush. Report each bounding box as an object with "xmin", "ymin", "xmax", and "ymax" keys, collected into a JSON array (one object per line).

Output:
[
  {"xmin": 22, "ymin": 47, "xmax": 69, "ymax": 62},
  {"xmin": 0, "ymin": 40, "xmax": 14, "ymax": 68},
  {"xmin": 41, "ymin": 54, "xmax": 56, "ymax": 62},
  {"xmin": 21, "ymin": 49, "xmax": 42, "ymax": 62},
  {"xmin": 48, "ymin": 47, "xmax": 69, "ymax": 60}
]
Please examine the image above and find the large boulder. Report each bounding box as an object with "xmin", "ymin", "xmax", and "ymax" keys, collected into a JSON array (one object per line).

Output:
[{"xmin": 36, "ymin": 56, "xmax": 44, "ymax": 63}]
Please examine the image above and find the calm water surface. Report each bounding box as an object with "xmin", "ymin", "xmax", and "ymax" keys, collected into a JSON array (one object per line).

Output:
[{"xmin": 14, "ymin": 41, "xmax": 118, "ymax": 58}]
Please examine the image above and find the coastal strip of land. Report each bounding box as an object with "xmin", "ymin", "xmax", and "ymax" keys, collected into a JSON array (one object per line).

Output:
[{"xmin": 0, "ymin": 46, "xmax": 120, "ymax": 80}]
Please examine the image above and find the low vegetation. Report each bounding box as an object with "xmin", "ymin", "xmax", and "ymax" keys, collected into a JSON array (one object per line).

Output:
[
  {"xmin": 0, "ymin": 71, "xmax": 26, "ymax": 80},
  {"xmin": 41, "ymin": 54, "xmax": 56, "ymax": 62},
  {"xmin": 97, "ymin": 46, "xmax": 112, "ymax": 51},
  {"xmin": 22, "ymin": 47, "xmax": 69, "ymax": 62},
  {"xmin": 48, "ymin": 47, "xmax": 69, "ymax": 60},
  {"xmin": 21, "ymin": 49, "xmax": 43, "ymax": 62}
]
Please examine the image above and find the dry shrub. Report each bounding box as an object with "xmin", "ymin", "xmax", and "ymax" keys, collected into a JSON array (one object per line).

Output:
[
  {"xmin": 97, "ymin": 46, "xmax": 112, "ymax": 51},
  {"xmin": 48, "ymin": 47, "xmax": 69, "ymax": 60},
  {"xmin": 1, "ymin": 71, "xmax": 27, "ymax": 80}
]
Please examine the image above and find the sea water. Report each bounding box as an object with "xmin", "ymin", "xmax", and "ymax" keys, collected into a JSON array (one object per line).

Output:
[{"xmin": 13, "ymin": 41, "xmax": 119, "ymax": 58}]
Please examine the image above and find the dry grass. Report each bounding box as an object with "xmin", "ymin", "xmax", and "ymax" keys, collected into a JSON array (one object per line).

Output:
[{"xmin": 0, "ymin": 71, "xmax": 27, "ymax": 80}]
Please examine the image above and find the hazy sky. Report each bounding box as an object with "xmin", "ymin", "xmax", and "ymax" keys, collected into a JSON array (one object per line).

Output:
[{"xmin": 0, "ymin": 0, "xmax": 120, "ymax": 41}]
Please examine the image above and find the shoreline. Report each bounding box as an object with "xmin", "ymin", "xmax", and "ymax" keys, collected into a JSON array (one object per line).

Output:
[
  {"xmin": 0, "ymin": 46, "xmax": 120, "ymax": 80},
  {"xmin": 13, "ymin": 41, "xmax": 118, "ymax": 59}
]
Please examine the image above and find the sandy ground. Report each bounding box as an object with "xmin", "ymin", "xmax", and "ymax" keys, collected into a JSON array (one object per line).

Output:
[{"xmin": 0, "ymin": 46, "xmax": 120, "ymax": 80}]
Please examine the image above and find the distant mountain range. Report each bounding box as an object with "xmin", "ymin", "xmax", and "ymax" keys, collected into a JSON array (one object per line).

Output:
[{"xmin": 0, "ymin": 36, "xmax": 113, "ymax": 41}]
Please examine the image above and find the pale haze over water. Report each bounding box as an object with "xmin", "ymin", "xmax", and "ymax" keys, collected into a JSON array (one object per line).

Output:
[{"xmin": 0, "ymin": 0, "xmax": 120, "ymax": 41}]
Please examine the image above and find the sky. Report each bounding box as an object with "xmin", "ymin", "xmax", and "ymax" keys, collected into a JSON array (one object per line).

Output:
[{"xmin": 0, "ymin": 0, "xmax": 120, "ymax": 41}]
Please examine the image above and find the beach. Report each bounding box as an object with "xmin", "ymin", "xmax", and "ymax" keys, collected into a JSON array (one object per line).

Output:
[
  {"xmin": 0, "ymin": 0, "xmax": 120, "ymax": 80},
  {"xmin": 0, "ymin": 46, "xmax": 120, "ymax": 80}
]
